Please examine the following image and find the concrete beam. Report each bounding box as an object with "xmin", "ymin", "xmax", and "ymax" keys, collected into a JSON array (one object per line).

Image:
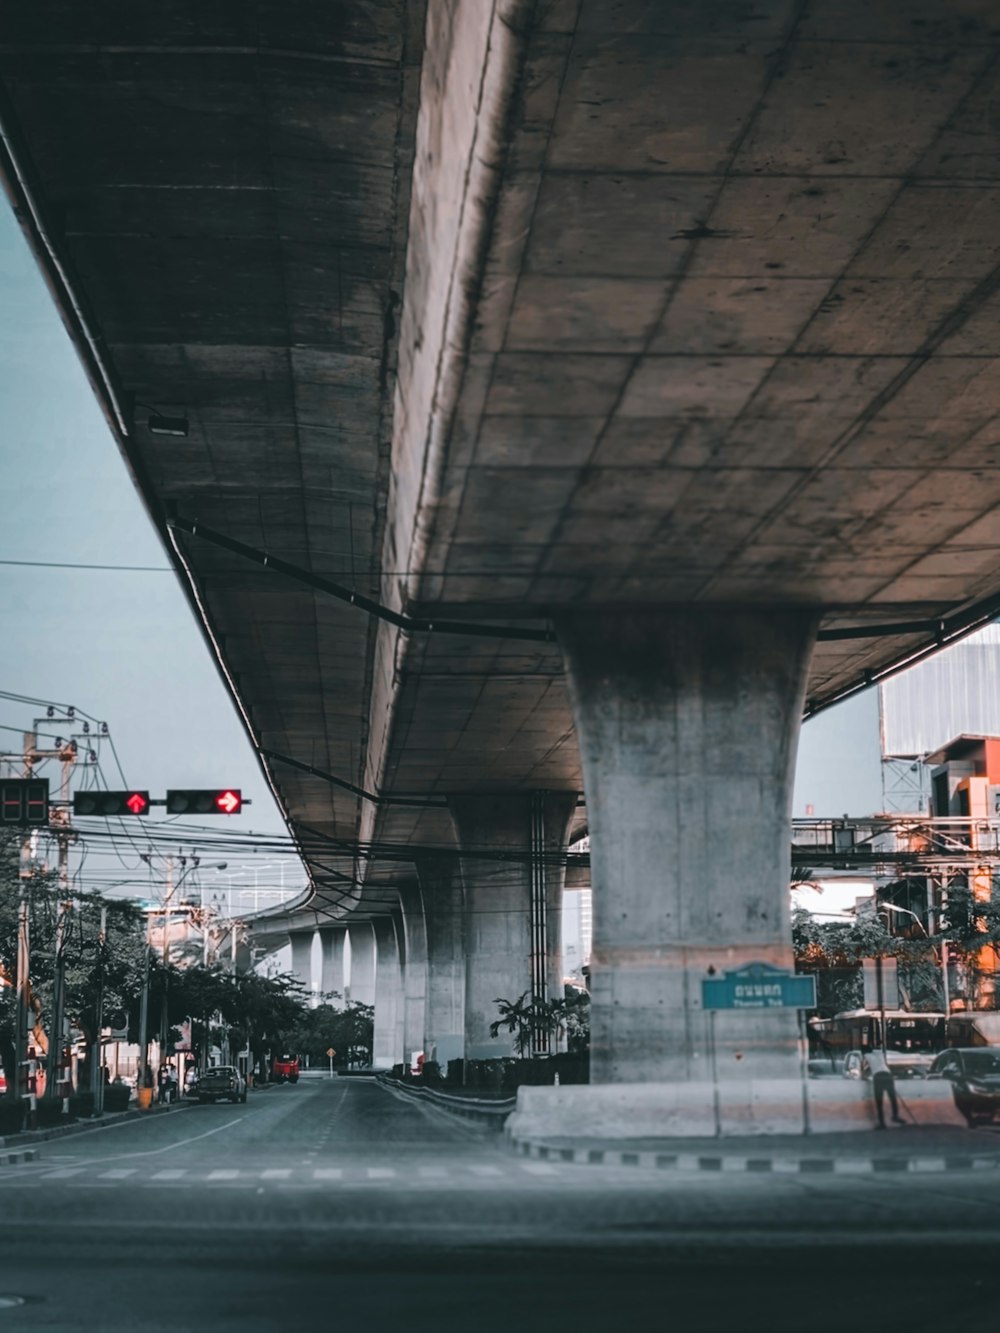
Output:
[{"xmin": 558, "ymin": 607, "xmax": 818, "ymax": 1085}]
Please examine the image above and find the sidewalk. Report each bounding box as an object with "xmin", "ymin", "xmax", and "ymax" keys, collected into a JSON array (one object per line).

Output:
[{"xmin": 507, "ymin": 1124, "xmax": 1000, "ymax": 1174}]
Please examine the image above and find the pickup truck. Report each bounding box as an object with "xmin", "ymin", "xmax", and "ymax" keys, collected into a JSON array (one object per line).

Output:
[{"xmin": 197, "ymin": 1065, "xmax": 247, "ymax": 1104}]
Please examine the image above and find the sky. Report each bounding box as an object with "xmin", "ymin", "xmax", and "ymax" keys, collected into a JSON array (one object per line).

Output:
[{"xmin": 0, "ymin": 194, "xmax": 886, "ymax": 906}]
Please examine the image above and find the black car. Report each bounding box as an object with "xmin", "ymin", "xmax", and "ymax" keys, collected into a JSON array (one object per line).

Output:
[{"xmin": 927, "ymin": 1047, "xmax": 1000, "ymax": 1126}]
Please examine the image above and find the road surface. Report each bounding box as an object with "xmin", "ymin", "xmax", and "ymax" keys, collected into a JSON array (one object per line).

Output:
[{"xmin": 0, "ymin": 1076, "xmax": 998, "ymax": 1331}]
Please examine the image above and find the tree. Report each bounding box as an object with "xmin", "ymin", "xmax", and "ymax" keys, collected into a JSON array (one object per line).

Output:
[{"xmin": 288, "ymin": 1002, "xmax": 374, "ymax": 1068}]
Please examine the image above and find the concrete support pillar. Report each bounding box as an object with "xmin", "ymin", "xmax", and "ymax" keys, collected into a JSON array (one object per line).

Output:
[
  {"xmin": 318, "ymin": 926, "xmax": 347, "ymax": 1003},
  {"xmin": 288, "ymin": 931, "xmax": 313, "ymax": 998},
  {"xmin": 539, "ymin": 792, "xmax": 579, "ymax": 1036},
  {"xmin": 418, "ymin": 857, "xmax": 465, "ymax": 1070},
  {"xmin": 450, "ymin": 795, "xmax": 574, "ymax": 1059},
  {"xmin": 372, "ymin": 915, "xmax": 404, "ymax": 1070},
  {"xmin": 558, "ymin": 607, "xmax": 818, "ymax": 1085},
  {"xmin": 397, "ymin": 885, "xmax": 427, "ymax": 1065},
  {"xmin": 349, "ymin": 923, "xmax": 376, "ymax": 1010}
]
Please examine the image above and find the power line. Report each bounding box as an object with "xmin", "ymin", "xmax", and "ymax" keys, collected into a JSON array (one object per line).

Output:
[{"xmin": 0, "ymin": 559, "xmax": 172, "ymax": 571}]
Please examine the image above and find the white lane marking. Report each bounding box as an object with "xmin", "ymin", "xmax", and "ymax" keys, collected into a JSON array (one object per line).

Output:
[
  {"xmin": 260, "ymin": 1169, "xmax": 292, "ymax": 1180},
  {"xmin": 468, "ymin": 1166, "xmax": 504, "ymax": 1177},
  {"xmin": 38, "ymin": 1168, "xmax": 86, "ymax": 1180},
  {"xmin": 519, "ymin": 1162, "xmax": 558, "ymax": 1176},
  {"xmin": 313, "ymin": 1168, "xmax": 343, "ymax": 1181},
  {"xmin": 207, "ymin": 1169, "xmax": 240, "ymax": 1181},
  {"xmin": 75, "ymin": 1117, "xmax": 246, "ymax": 1166},
  {"xmin": 150, "ymin": 1169, "xmax": 186, "ymax": 1181},
  {"xmin": 366, "ymin": 1167, "xmax": 395, "ymax": 1179},
  {"xmin": 100, "ymin": 1168, "xmax": 138, "ymax": 1180},
  {"xmin": 417, "ymin": 1166, "xmax": 448, "ymax": 1178}
]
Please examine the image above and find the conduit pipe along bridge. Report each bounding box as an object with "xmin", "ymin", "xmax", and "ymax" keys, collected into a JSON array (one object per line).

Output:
[{"xmin": 4, "ymin": 2, "xmax": 1000, "ymax": 1124}]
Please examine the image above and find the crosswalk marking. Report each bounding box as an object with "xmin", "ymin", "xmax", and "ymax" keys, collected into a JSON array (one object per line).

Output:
[{"xmin": 33, "ymin": 1160, "xmax": 584, "ymax": 1188}]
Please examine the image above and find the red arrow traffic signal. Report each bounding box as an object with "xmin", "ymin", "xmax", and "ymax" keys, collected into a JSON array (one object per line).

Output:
[
  {"xmin": 166, "ymin": 789, "xmax": 243, "ymax": 815},
  {"xmin": 215, "ymin": 790, "xmax": 241, "ymax": 815},
  {"xmin": 125, "ymin": 791, "xmax": 149, "ymax": 815}
]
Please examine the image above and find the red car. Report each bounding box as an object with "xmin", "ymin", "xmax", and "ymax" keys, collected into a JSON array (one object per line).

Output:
[{"xmin": 271, "ymin": 1055, "xmax": 299, "ymax": 1084}]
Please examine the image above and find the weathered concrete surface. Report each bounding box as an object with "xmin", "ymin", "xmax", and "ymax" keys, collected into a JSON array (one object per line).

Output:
[
  {"xmin": 372, "ymin": 915, "xmax": 404, "ymax": 1069},
  {"xmin": 289, "ymin": 932, "xmax": 314, "ymax": 999},
  {"xmin": 348, "ymin": 923, "xmax": 376, "ymax": 1009},
  {"xmin": 319, "ymin": 927, "xmax": 347, "ymax": 1002},
  {"xmin": 507, "ymin": 1078, "xmax": 967, "ymax": 1141},
  {"xmin": 558, "ymin": 608, "xmax": 818, "ymax": 1084},
  {"xmin": 450, "ymin": 792, "xmax": 575, "ymax": 1059},
  {"xmin": 419, "ymin": 857, "xmax": 466, "ymax": 1069},
  {"xmin": 397, "ymin": 884, "xmax": 428, "ymax": 1063}
]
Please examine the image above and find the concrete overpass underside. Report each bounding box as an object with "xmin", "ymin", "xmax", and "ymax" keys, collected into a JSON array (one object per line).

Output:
[{"xmin": 5, "ymin": 1, "xmax": 1000, "ymax": 1125}]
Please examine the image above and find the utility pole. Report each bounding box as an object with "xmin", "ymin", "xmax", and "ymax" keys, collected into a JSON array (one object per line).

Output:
[
  {"xmin": 44, "ymin": 741, "xmax": 76, "ymax": 1106},
  {"xmin": 90, "ymin": 904, "xmax": 107, "ymax": 1114},
  {"xmin": 14, "ymin": 732, "xmax": 35, "ymax": 1121}
]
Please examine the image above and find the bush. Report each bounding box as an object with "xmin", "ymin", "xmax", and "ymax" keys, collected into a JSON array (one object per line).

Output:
[
  {"xmin": 36, "ymin": 1100, "xmax": 68, "ymax": 1127},
  {"xmin": 103, "ymin": 1083, "xmax": 132, "ymax": 1112},
  {"xmin": 0, "ymin": 1098, "xmax": 24, "ymax": 1135},
  {"xmin": 68, "ymin": 1092, "xmax": 95, "ymax": 1119}
]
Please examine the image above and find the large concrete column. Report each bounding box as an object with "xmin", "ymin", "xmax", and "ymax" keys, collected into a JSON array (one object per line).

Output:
[
  {"xmin": 318, "ymin": 926, "xmax": 347, "ymax": 1003},
  {"xmin": 288, "ymin": 931, "xmax": 314, "ymax": 998},
  {"xmin": 372, "ymin": 915, "xmax": 404, "ymax": 1069},
  {"xmin": 540, "ymin": 793, "xmax": 580, "ymax": 1026},
  {"xmin": 397, "ymin": 885, "xmax": 427, "ymax": 1065},
  {"xmin": 417, "ymin": 857, "xmax": 465, "ymax": 1069},
  {"xmin": 449, "ymin": 795, "xmax": 574, "ymax": 1059},
  {"xmin": 557, "ymin": 607, "xmax": 818, "ymax": 1085},
  {"xmin": 348, "ymin": 923, "xmax": 376, "ymax": 1009}
]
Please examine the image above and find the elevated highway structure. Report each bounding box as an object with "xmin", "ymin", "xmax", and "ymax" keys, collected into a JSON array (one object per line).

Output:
[{"xmin": 4, "ymin": 2, "xmax": 1000, "ymax": 1118}]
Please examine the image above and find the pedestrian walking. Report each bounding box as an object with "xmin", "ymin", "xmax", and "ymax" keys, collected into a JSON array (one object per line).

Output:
[{"xmin": 862, "ymin": 1048, "xmax": 905, "ymax": 1128}]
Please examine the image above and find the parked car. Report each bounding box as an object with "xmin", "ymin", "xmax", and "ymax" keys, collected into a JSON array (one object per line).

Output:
[
  {"xmin": 197, "ymin": 1066, "xmax": 247, "ymax": 1104},
  {"xmin": 926, "ymin": 1047, "xmax": 1000, "ymax": 1126}
]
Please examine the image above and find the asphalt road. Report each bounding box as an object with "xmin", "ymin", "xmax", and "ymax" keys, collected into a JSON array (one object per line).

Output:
[{"xmin": 1, "ymin": 1076, "xmax": 999, "ymax": 1332}]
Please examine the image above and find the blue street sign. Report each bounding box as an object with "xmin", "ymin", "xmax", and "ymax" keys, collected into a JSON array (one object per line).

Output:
[{"xmin": 701, "ymin": 962, "xmax": 817, "ymax": 1011}]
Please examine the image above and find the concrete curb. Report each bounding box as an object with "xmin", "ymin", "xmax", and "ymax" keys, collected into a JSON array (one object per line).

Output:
[
  {"xmin": 0, "ymin": 1149, "xmax": 38, "ymax": 1166},
  {"xmin": 507, "ymin": 1133, "xmax": 1000, "ymax": 1175}
]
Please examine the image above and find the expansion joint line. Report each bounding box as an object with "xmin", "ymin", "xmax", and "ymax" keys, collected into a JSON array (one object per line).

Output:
[{"xmin": 164, "ymin": 510, "xmax": 556, "ymax": 645}]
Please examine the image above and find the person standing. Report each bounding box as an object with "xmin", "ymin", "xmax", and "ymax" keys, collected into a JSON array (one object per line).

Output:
[{"xmin": 863, "ymin": 1048, "xmax": 905, "ymax": 1128}]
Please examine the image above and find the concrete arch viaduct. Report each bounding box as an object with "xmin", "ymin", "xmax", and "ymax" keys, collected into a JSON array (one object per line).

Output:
[{"xmin": 4, "ymin": 1, "xmax": 1000, "ymax": 1123}]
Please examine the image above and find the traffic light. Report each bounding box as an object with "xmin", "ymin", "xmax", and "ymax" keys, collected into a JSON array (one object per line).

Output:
[
  {"xmin": 73, "ymin": 790, "xmax": 150, "ymax": 817},
  {"xmin": 0, "ymin": 779, "xmax": 49, "ymax": 826},
  {"xmin": 165, "ymin": 788, "xmax": 243, "ymax": 815}
]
